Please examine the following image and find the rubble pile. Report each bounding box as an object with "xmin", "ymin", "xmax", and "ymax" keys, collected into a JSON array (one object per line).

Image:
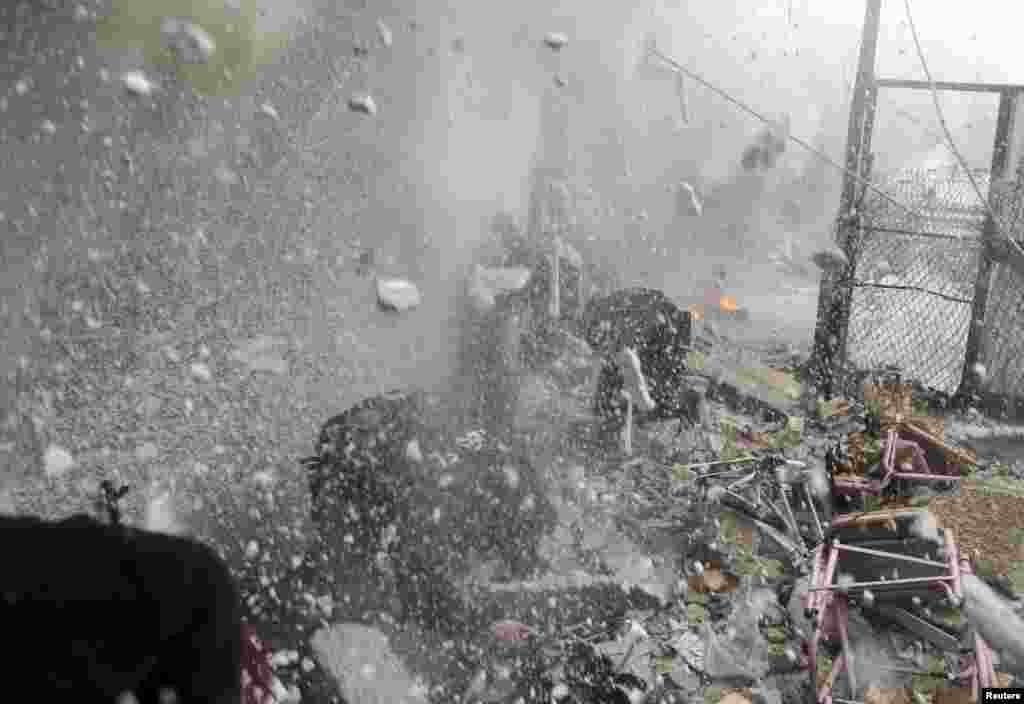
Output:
[
  {"xmin": 375, "ymin": 338, "xmax": 1024, "ymax": 704},
  {"xmin": 5, "ymin": 218, "xmax": 1023, "ymax": 704}
]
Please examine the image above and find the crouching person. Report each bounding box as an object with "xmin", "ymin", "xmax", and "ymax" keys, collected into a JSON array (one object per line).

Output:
[
  {"xmin": 304, "ymin": 391, "xmax": 557, "ymax": 636},
  {"xmin": 302, "ymin": 390, "xmax": 441, "ymax": 620},
  {"xmin": 581, "ymin": 287, "xmax": 703, "ymax": 440},
  {"xmin": 0, "ymin": 512, "xmax": 242, "ymax": 703}
]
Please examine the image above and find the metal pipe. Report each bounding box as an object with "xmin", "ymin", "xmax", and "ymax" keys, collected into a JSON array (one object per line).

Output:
[
  {"xmin": 823, "ymin": 541, "xmax": 841, "ymax": 595},
  {"xmin": 837, "ymin": 598, "xmax": 858, "ymax": 697},
  {"xmin": 809, "ymin": 574, "xmax": 955, "ymax": 591},
  {"xmin": 834, "ymin": 542, "xmax": 948, "ymax": 569},
  {"xmin": 950, "ymin": 540, "xmax": 963, "ymax": 602},
  {"xmin": 726, "ymin": 471, "xmax": 758, "ymax": 492},
  {"xmin": 779, "ymin": 484, "xmax": 804, "ymax": 543},
  {"xmin": 763, "ymin": 487, "xmax": 798, "ymax": 538},
  {"xmin": 889, "ymin": 473, "xmax": 961, "ymax": 482},
  {"xmin": 750, "ymin": 515, "xmax": 807, "ymax": 564},
  {"xmin": 807, "ymin": 545, "xmax": 825, "ymax": 616},
  {"xmin": 876, "ymin": 77, "xmax": 1024, "ymax": 93},
  {"xmin": 675, "ymin": 456, "xmax": 758, "ymax": 472},
  {"xmin": 961, "ymin": 574, "xmax": 1024, "ymax": 676},
  {"xmin": 804, "ymin": 483, "xmax": 825, "ymax": 542}
]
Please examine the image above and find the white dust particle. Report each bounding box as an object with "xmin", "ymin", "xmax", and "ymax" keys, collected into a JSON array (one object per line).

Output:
[{"xmin": 43, "ymin": 445, "xmax": 75, "ymax": 477}]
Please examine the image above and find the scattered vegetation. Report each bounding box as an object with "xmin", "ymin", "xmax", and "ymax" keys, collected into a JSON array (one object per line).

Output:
[
  {"xmin": 95, "ymin": 0, "xmax": 288, "ymax": 96},
  {"xmin": 992, "ymin": 461, "xmax": 1012, "ymax": 478},
  {"xmin": 718, "ymin": 421, "xmax": 746, "ymax": 461},
  {"xmin": 686, "ymin": 602, "xmax": 707, "ymax": 624},
  {"xmin": 974, "ymin": 475, "xmax": 1024, "ymax": 498}
]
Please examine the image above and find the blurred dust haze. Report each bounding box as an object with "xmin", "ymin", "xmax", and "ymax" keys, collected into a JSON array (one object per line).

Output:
[{"xmin": 2, "ymin": 0, "xmax": 1020, "ymax": 490}]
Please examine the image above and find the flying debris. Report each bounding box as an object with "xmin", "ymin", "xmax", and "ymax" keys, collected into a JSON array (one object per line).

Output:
[
  {"xmin": 348, "ymin": 93, "xmax": 378, "ymax": 115},
  {"xmin": 467, "ymin": 265, "xmax": 531, "ymax": 313},
  {"xmin": 43, "ymin": 445, "xmax": 75, "ymax": 478},
  {"xmin": 376, "ymin": 19, "xmax": 393, "ymax": 48},
  {"xmin": 740, "ymin": 115, "xmax": 790, "ymax": 171},
  {"xmin": 161, "ymin": 18, "xmax": 217, "ymax": 64},
  {"xmin": 257, "ymin": 103, "xmax": 280, "ymax": 121},
  {"xmin": 811, "ymin": 246, "xmax": 849, "ymax": 272},
  {"xmin": 120, "ymin": 71, "xmax": 158, "ymax": 97},
  {"xmin": 544, "ymin": 32, "xmax": 568, "ymax": 50},
  {"xmin": 971, "ymin": 363, "xmax": 987, "ymax": 383},
  {"xmin": 740, "ymin": 144, "xmax": 761, "ymax": 171},
  {"xmin": 376, "ymin": 277, "xmax": 422, "ymax": 312},
  {"xmin": 674, "ymin": 71, "xmax": 690, "ymax": 128},
  {"xmin": 675, "ymin": 181, "xmax": 702, "ymax": 217}
]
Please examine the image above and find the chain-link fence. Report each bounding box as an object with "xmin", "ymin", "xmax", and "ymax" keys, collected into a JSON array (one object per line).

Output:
[
  {"xmin": 845, "ymin": 170, "xmax": 988, "ymax": 394},
  {"xmin": 981, "ymin": 180, "xmax": 1024, "ymax": 398}
]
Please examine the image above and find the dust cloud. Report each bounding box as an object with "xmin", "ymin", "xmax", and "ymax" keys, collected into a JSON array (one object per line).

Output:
[{"xmin": 371, "ymin": 0, "xmax": 867, "ymax": 349}]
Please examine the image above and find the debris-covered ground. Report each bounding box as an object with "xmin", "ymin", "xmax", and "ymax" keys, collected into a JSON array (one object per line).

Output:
[{"xmin": 2, "ymin": 2, "xmax": 1024, "ymax": 704}]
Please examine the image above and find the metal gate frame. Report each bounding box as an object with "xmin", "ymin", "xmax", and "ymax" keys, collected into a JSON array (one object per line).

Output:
[
  {"xmin": 809, "ymin": 0, "xmax": 1024, "ymax": 404},
  {"xmin": 850, "ymin": 82, "xmax": 1024, "ymax": 398}
]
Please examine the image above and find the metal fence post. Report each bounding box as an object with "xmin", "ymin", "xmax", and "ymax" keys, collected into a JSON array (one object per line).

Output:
[
  {"xmin": 956, "ymin": 91, "xmax": 1017, "ymax": 403},
  {"xmin": 809, "ymin": 0, "xmax": 881, "ymax": 399}
]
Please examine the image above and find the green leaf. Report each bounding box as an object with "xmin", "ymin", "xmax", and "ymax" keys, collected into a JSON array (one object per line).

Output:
[
  {"xmin": 760, "ymin": 558, "xmax": 784, "ymax": 578},
  {"xmin": 673, "ymin": 465, "xmax": 695, "ymax": 482},
  {"xmin": 687, "ymin": 603, "xmax": 707, "ymax": 623},
  {"xmin": 653, "ymin": 656, "xmax": 676, "ymax": 674},
  {"xmin": 703, "ymin": 686, "xmax": 724, "ymax": 704}
]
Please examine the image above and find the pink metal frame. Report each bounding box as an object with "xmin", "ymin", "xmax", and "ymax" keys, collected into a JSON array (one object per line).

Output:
[
  {"xmin": 800, "ymin": 524, "xmax": 995, "ymax": 704},
  {"xmin": 831, "ymin": 429, "xmax": 962, "ymax": 500}
]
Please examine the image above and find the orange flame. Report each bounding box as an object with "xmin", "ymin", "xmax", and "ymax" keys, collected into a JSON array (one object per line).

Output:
[{"xmin": 719, "ymin": 295, "xmax": 738, "ymax": 313}]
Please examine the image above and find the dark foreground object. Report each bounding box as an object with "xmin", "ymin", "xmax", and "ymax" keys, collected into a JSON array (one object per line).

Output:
[
  {"xmin": 304, "ymin": 390, "xmax": 557, "ymax": 636},
  {"xmin": 0, "ymin": 513, "xmax": 242, "ymax": 703},
  {"xmin": 581, "ymin": 288, "xmax": 695, "ymax": 425}
]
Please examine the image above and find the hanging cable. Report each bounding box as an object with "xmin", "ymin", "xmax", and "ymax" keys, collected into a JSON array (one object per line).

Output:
[
  {"xmin": 646, "ymin": 44, "xmax": 924, "ymax": 220},
  {"xmin": 902, "ymin": 0, "xmax": 1024, "ymax": 258}
]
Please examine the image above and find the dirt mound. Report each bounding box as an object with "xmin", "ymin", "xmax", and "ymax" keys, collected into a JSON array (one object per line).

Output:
[{"xmin": 927, "ymin": 479, "xmax": 1024, "ymax": 579}]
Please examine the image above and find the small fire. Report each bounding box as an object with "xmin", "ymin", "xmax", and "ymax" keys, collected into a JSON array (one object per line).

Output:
[
  {"xmin": 686, "ymin": 304, "xmax": 703, "ymax": 321},
  {"xmin": 719, "ymin": 295, "xmax": 738, "ymax": 313}
]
